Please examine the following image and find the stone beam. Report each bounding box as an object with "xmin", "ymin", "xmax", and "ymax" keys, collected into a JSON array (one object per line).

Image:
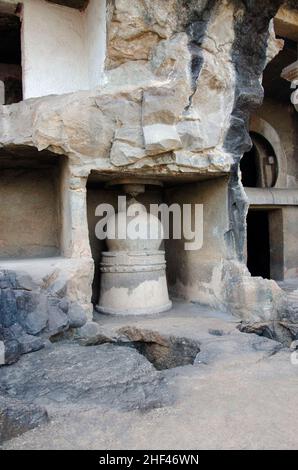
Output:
[
  {"xmin": 281, "ymin": 60, "xmax": 298, "ymax": 111},
  {"xmin": 274, "ymin": 6, "xmax": 298, "ymax": 41},
  {"xmin": 0, "ymin": 0, "xmax": 89, "ymax": 13},
  {"xmin": 245, "ymin": 188, "xmax": 298, "ymax": 207},
  {"xmin": 0, "ymin": 0, "xmax": 18, "ymax": 14},
  {"xmin": 46, "ymin": 0, "xmax": 89, "ymax": 10},
  {"xmin": 281, "ymin": 60, "xmax": 298, "ymax": 87}
]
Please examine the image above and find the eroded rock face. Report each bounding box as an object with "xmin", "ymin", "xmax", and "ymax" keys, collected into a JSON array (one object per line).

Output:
[
  {"xmin": 0, "ymin": 268, "xmax": 89, "ymax": 364},
  {"xmin": 223, "ymin": 0, "xmax": 284, "ymax": 261},
  {"xmin": 238, "ymin": 284, "xmax": 298, "ymax": 346},
  {"xmin": 195, "ymin": 331, "xmax": 282, "ymax": 365},
  {"xmin": 218, "ymin": 261, "xmax": 286, "ymax": 322},
  {"xmin": 0, "ymin": 394, "xmax": 48, "ymax": 444},
  {"xmin": 0, "ymin": 0, "xmax": 283, "ymax": 178},
  {"xmin": 118, "ymin": 326, "xmax": 200, "ymax": 370},
  {"xmin": 238, "ymin": 321, "xmax": 297, "ymax": 347}
]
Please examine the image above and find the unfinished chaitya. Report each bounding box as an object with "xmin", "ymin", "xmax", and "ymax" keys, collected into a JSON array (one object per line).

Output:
[{"xmin": 0, "ymin": 0, "xmax": 298, "ymax": 364}]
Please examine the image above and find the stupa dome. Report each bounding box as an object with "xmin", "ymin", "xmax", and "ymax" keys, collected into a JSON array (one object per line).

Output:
[{"xmin": 106, "ymin": 202, "xmax": 164, "ymax": 252}]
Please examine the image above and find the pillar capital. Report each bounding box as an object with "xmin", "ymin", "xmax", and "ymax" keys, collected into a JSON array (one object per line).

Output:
[
  {"xmin": 281, "ymin": 60, "xmax": 298, "ymax": 88},
  {"xmin": 281, "ymin": 60, "xmax": 298, "ymax": 111}
]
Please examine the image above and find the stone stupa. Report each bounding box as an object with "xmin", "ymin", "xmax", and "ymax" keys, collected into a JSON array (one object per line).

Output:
[{"xmin": 96, "ymin": 180, "xmax": 172, "ymax": 315}]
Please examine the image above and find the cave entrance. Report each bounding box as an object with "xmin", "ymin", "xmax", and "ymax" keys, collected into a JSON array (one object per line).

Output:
[
  {"xmin": 0, "ymin": 7, "xmax": 22, "ymax": 104},
  {"xmin": 247, "ymin": 210, "xmax": 270, "ymax": 279},
  {"xmin": 246, "ymin": 208, "xmax": 284, "ymax": 281}
]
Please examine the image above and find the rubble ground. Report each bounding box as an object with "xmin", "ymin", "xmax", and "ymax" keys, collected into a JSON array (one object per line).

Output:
[{"xmin": 1, "ymin": 302, "xmax": 298, "ymax": 450}]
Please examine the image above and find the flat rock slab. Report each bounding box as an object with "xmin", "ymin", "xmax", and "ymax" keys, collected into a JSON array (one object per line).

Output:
[
  {"xmin": 194, "ymin": 332, "xmax": 282, "ymax": 366},
  {"xmin": 0, "ymin": 394, "xmax": 48, "ymax": 444},
  {"xmin": 86, "ymin": 302, "xmax": 238, "ymax": 346},
  {"xmin": 0, "ymin": 343, "xmax": 172, "ymax": 412}
]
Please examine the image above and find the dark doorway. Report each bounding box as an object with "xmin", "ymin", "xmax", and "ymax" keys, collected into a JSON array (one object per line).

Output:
[
  {"xmin": 0, "ymin": 11, "xmax": 22, "ymax": 104},
  {"xmin": 247, "ymin": 210, "xmax": 270, "ymax": 279},
  {"xmin": 241, "ymin": 142, "xmax": 259, "ymax": 187}
]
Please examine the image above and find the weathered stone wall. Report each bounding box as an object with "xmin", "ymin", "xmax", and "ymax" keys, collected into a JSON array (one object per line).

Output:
[
  {"xmin": 20, "ymin": 0, "xmax": 106, "ymax": 98},
  {"xmin": 0, "ymin": 166, "xmax": 60, "ymax": 259},
  {"xmin": 0, "ymin": 259, "xmax": 93, "ymax": 364},
  {"xmin": 165, "ymin": 177, "xmax": 230, "ymax": 305},
  {"xmin": 283, "ymin": 207, "xmax": 298, "ymax": 279}
]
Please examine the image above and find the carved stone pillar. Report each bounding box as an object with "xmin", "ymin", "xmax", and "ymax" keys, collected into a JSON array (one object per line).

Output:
[{"xmin": 281, "ymin": 60, "xmax": 298, "ymax": 111}]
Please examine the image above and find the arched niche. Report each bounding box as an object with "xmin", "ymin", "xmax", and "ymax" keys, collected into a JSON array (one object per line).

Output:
[{"xmin": 248, "ymin": 115, "xmax": 287, "ymax": 188}]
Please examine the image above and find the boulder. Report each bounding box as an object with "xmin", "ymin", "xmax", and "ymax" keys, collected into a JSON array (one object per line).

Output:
[{"xmin": 0, "ymin": 343, "xmax": 173, "ymax": 412}]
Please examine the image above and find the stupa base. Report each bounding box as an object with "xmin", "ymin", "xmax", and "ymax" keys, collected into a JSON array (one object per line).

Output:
[
  {"xmin": 97, "ymin": 250, "xmax": 172, "ymax": 316},
  {"xmin": 95, "ymin": 301, "xmax": 172, "ymax": 316}
]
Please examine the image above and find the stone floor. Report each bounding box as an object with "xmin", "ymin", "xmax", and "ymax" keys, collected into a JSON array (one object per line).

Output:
[{"xmin": 1, "ymin": 301, "xmax": 298, "ymax": 450}]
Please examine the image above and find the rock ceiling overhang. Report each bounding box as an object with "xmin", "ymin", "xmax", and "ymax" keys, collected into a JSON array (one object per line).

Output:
[{"xmin": 46, "ymin": 0, "xmax": 88, "ymax": 10}]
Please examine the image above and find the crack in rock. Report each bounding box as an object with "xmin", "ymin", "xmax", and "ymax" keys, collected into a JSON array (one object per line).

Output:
[{"xmin": 119, "ymin": 327, "xmax": 200, "ymax": 370}]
